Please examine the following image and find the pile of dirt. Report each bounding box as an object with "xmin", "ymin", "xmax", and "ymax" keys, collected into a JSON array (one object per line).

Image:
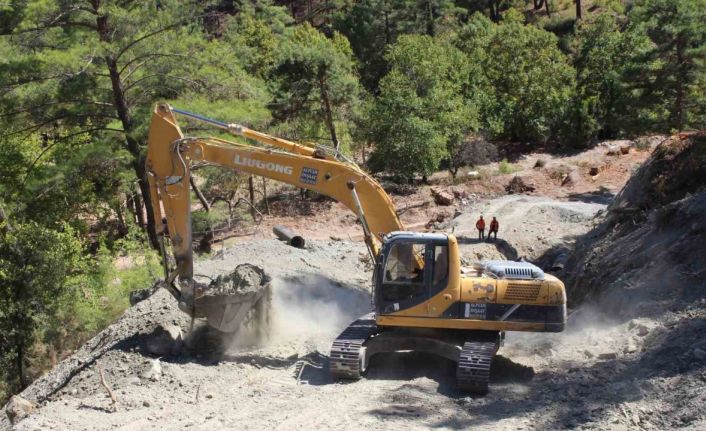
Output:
[
  {"xmin": 204, "ymin": 264, "xmax": 269, "ymax": 296},
  {"xmin": 505, "ymin": 176, "xmax": 535, "ymax": 194},
  {"xmin": 551, "ymin": 133, "xmax": 706, "ymax": 429},
  {"xmin": 567, "ymin": 133, "xmax": 706, "ymax": 306},
  {"xmin": 611, "ymin": 132, "xmax": 706, "ymax": 212}
]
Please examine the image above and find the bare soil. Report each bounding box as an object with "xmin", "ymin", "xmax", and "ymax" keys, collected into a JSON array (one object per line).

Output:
[{"xmin": 4, "ymin": 136, "xmax": 705, "ymax": 431}]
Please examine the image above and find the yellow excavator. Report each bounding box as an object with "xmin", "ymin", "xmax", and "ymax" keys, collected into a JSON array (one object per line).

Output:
[{"xmin": 146, "ymin": 104, "xmax": 566, "ymax": 393}]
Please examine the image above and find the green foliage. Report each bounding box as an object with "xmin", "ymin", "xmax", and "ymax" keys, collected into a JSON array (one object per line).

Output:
[
  {"xmin": 477, "ymin": 20, "xmax": 575, "ymax": 143},
  {"xmin": 69, "ymin": 240, "xmax": 160, "ymax": 337},
  {"xmin": 0, "ymin": 221, "xmax": 83, "ymax": 391},
  {"xmin": 269, "ymin": 23, "xmax": 361, "ymax": 149},
  {"xmin": 567, "ymin": 13, "xmax": 645, "ymax": 143},
  {"xmin": 498, "ymin": 158, "xmax": 514, "ymax": 174},
  {"xmin": 334, "ymin": 0, "xmax": 466, "ymax": 91},
  {"xmin": 367, "ymin": 35, "xmax": 476, "ymax": 180},
  {"xmin": 626, "ymin": 0, "xmax": 706, "ymax": 131}
]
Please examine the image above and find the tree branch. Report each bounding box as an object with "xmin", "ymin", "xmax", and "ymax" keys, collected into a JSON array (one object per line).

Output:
[
  {"xmin": 118, "ymin": 52, "xmax": 187, "ymax": 76},
  {"xmin": 20, "ymin": 126, "xmax": 124, "ymax": 187}
]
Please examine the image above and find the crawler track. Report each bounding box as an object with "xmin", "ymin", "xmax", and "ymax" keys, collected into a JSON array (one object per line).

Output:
[
  {"xmin": 329, "ymin": 313, "xmax": 378, "ymax": 380},
  {"xmin": 456, "ymin": 335, "xmax": 500, "ymax": 394}
]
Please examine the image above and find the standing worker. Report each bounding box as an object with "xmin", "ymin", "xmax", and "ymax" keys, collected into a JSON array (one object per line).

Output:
[
  {"xmin": 489, "ymin": 216, "xmax": 499, "ymax": 241},
  {"xmin": 476, "ymin": 215, "xmax": 486, "ymax": 241}
]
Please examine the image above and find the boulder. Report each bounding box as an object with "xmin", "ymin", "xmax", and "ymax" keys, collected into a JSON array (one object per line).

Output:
[
  {"xmin": 606, "ymin": 145, "xmax": 621, "ymax": 156},
  {"xmin": 561, "ymin": 171, "xmax": 580, "ymax": 187},
  {"xmin": 430, "ymin": 188, "xmax": 454, "ymax": 206},
  {"xmin": 505, "ymin": 176, "xmax": 535, "ymax": 194},
  {"xmin": 145, "ymin": 324, "xmax": 183, "ymax": 356},
  {"xmin": 140, "ymin": 358, "xmax": 163, "ymax": 382},
  {"xmin": 5, "ymin": 395, "xmax": 36, "ymax": 424},
  {"xmin": 450, "ymin": 187, "xmax": 468, "ymax": 200}
]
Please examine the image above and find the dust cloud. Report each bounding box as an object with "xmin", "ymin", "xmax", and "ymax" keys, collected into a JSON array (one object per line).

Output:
[
  {"xmin": 268, "ymin": 275, "xmax": 371, "ymax": 341},
  {"xmin": 225, "ymin": 274, "xmax": 371, "ymax": 352}
]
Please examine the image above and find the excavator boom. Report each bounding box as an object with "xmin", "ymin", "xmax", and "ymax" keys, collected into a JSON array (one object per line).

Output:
[{"xmin": 146, "ymin": 104, "xmax": 403, "ymax": 328}]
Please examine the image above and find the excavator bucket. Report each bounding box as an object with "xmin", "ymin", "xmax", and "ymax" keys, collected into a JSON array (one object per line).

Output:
[
  {"xmin": 186, "ymin": 264, "xmax": 272, "ymax": 334},
  {"xmin": 193, "ymin": 289, "xmax": 268, "ymax": 333}
]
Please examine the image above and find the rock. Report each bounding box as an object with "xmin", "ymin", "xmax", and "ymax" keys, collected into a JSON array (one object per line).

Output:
[
  {"xmin": 467, "ymin": 170, "xmax": 480, "ymax": 179},
  {"xmin": 694, "ymin": 348, "xmax": 706, "ymax": 361},
  {"xmin": 5, "ymin": 395, "xmax": 36, "ymax": 424},
  {"xmin": 145, "ymin": 324, "xmax": 183, "ymax": 356},
  {"xmin": 430, "ymin": 188, "xmax": 454, "ymax": 206},
  {"xmin": 450, "ymin": 187, "xmax": 468, "ymax": 200},
  {"xmin": 140, "ymin": 359, "xmax": 162, "ymax": 382},
  {"xmin": 143, "ymin": 400, "xmax": 151, "ymax": 407},
  {"xmin": 598, "ymin": 352, "xmax": 618, "ymax": 360},
  {"xmin": 426, "ymin": 211, "xmax": 452, "ymax": 228},
  {"xmin": 589, "ymin": 166, "xmax": 600, "ymax": 176},
  {"xmin": 620, "ymin": 144, "xmax": 631, "ymax": 155},
  {"xmin": 625, "ymin": 340, "xmax": 638, "ymax": 354},
  {"xmin": 561, "ymin": 171, "xmax": 580, "ymax": 187},
  {"xmin": 583, "ymin": 350, "xmax": 594, "ymax": 359},
  {"xmin": 629, "ymin": 319, "xmax": 655, "ymax": 337},
  {"xmin": 505, "ymin": 176, "xmax": 536, "ymax": 194},
  {"xmin": 129, "ymin": 281, "xmax": 161, "ymax": 306},
  {"xmin": 534, "ymin": 159, "xmax": 546, "ymax": 168},
  {"xmin": 632, "ymin": 412, "xmax": 641, "ymax": 425},
  {"xmin": 606, "ymin": 144, "xmax": 621, "ymax": 156}
]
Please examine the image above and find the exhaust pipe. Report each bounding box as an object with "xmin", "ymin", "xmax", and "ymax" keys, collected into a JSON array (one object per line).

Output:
[{"xmin": 273, "ymin": 225, "xmax": 306, "ymax": 248}]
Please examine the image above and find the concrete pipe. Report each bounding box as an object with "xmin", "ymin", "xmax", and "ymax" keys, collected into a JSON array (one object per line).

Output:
[
  {"xmin": 551, "ymin": 253, "xmax": 568, "ymax": 271},
  {"xmin": 273, "ymin": 225, "xmax": 306, "ymax": 248}
]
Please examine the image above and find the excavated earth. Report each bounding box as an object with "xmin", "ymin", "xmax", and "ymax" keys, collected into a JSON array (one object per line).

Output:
[{"xmin": 3, "ymin": 137, "xmax": 706, "ymax": 430}]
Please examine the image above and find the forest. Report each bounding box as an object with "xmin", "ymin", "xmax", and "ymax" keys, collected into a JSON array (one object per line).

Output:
[{"xmin": 1, "ymin": 0, "xmax": 705, "ymax": 404}]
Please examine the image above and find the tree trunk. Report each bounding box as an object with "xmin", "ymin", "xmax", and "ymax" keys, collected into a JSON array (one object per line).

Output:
[
  {"xmin": 425, "ymin": 0, "xmax": 435, "ymax": 36},
  {"xmin": 16, "ymin": 335, "xmax": 26, "ymax": 389},
  {"xmin": 0, "ymin": 203, "xmax": 10, "ymax": 235},
  {"xmin": 575, "ymin": 0, "xmax": 582, "ymax": 20},
  {"xmin": 384, "ymin": 9, "xmax": 391, "ymax": 45},
  {"xmin": 262, "ymin": 177, "xmax": 270, "ymax": 215},
  {"xmin": 190, "ymin": 174, "xmax": 211, "ymax": 212},
  {"xmin": 96, "ymin": 8, "xmax": 158, "ymax": 249},
  {"xmin": 673, "ymin": 39, "xmax": 687, "ymax": 131},
  {"xmin": 318, "ymin": 67, "xmax": 340, "ymax": 151},
  {"xmin": 545, "ymin": 0, "xmax": 551, "ymax": 17},
  {"xmin": 131, "ymin": 181, "xmax": 146, "ymax": 229},
  {"xmin": 126, "ymin": 192, "xmax": 138, "ymax": 224},
  {"xmin": 114, "ymin": 203, "xmax": 128, "ymax": 237},
  {"xmin": 450, "ymin": 167, "xmax": 458, "ymax": 180},
  {"xmin": 489, "ymin": 0, "xmax": 500, "ymax": 22},
  {"xmin": 248, "ymin": 175, "xmax": 256, "ymax": 220}
]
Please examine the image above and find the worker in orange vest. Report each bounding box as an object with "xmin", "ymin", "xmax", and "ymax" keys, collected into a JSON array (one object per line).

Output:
[
  {"xmin": 489, "ymin": 216, "xmax": 499, "ymax": 241},
  {"xmin": 476, "ymin": 215, "xmax": 486, "ymax": 241}
]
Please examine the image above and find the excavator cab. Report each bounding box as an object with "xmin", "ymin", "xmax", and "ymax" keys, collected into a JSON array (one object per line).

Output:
[{"xmin": 374, "ymin": 232, "xmax": 452, "ymax": 317}]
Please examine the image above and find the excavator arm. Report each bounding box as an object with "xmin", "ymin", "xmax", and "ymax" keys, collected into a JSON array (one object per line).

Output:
[{"xmin": 145, "ymin": 104, "xmax": 404, "ymax": 308}]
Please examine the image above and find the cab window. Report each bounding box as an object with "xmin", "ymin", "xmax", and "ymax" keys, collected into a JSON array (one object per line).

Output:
[
  {"xmin": 384, "ymin": 243, "xmax": 424, "ymax": 283},
  {"xmin": 433, "ymin": 245, "xmax": 449, "ymax": 285}
]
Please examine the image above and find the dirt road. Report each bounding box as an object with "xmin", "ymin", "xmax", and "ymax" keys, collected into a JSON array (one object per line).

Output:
[{"xmin": 5, "ymin": 192, "xmax": 705, "ymax": 430}]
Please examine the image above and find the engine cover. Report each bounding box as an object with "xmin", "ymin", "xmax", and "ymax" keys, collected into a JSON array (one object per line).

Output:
[{"xmin": 483, "ymin": 260, "xmax": 545, "ymax": 280}]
